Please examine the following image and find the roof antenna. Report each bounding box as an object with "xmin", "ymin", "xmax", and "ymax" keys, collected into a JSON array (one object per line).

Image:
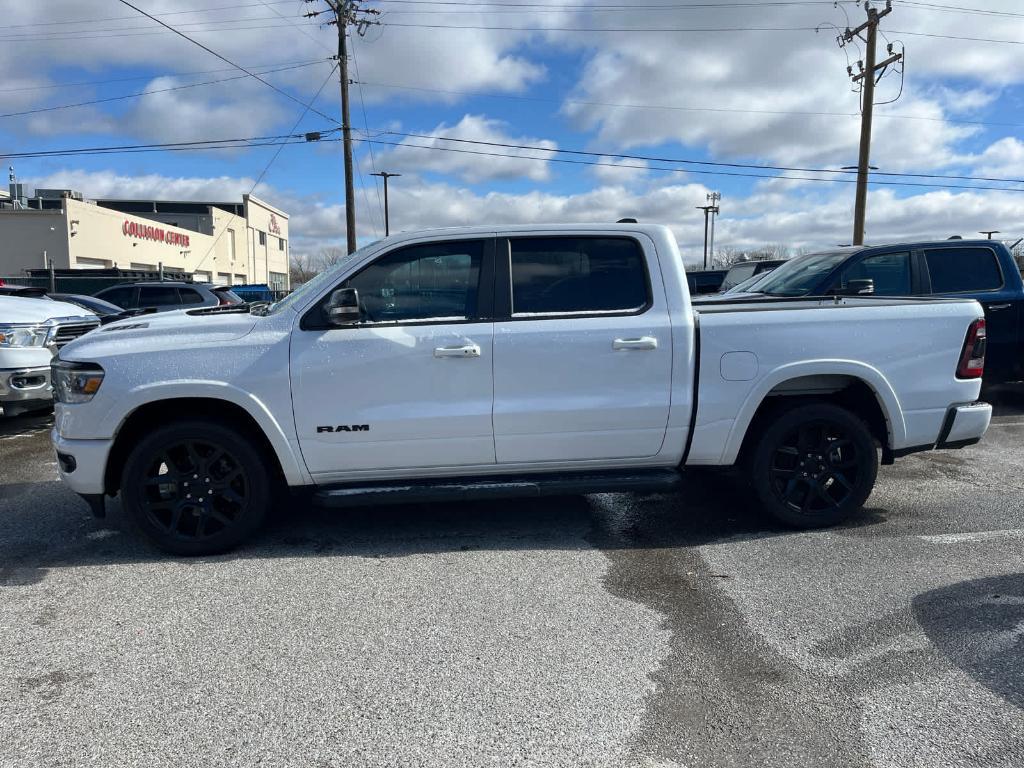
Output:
[{"xmin": 617, "ymin": 217, "xmax": 638, "ymax": 224}]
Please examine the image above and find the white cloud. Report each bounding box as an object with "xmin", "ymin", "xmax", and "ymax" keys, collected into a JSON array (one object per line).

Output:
[
  {"xmin": 29, "ymin": 168, "xmax": 1024, "ymax": 268},
  {"xmin": 375, "ymin": 115, "xmax": 558, "ymax": 183},
  {"xmin": 590, "ymin": 157, "xmax": 649, "ymax": 184},
  {"xmin": 963, "ymin": 137, "xmax": 1024, "ymax": 180}
]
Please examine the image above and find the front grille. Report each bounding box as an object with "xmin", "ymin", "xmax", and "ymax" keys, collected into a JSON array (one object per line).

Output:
[{"xmin": 52, "ymin": 320, "xmax": 99, "ymax": 349}]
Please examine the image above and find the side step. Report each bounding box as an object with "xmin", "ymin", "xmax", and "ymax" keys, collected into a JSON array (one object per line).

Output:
[{"xmin": 312, "ymin": 468, "xmax": 682, "ymax": 508}]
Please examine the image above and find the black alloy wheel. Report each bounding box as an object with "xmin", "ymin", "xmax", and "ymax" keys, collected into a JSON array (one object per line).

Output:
[
  {"xmin": 122, "ymin": 422, "xmax": 270, "ymax": 555},
  {"xmin": 142, "ymin": 440, "xmax": 249, "ymax": 540},
  {"xmin": 751, "ymin": 403, "xmax": 878, "ymax": 528}
]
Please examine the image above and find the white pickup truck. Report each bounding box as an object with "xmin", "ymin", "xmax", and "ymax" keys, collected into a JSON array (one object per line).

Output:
[
  {"xmin": 0, "ymin": 295, "xmax": 98, "ymax": 416},
  {"xmin": 50, "ymin": 224, "xmax": 992, "ymax": 554}
]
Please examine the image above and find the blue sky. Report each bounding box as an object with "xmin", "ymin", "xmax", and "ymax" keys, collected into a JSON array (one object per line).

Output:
[{"xmin": 3, "ymin": 0, "xmax": 1024, "ymax": 263}]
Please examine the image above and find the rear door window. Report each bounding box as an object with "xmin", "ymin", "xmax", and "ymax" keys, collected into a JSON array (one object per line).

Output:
[
  {"xmin": 98, "ymin": 286, "xmax": 137, "ymax": 308},
  {"xmin": 138, "ymin": 286, "xmax": 182, "ymax": 307},
  {"xmin": 178, "ymin": 288, "xmax": 205, "ymax": 304},
  {"xmin": 837, "ymin": 251, "xmax": 911, "ymax": 295},
  {"xmin": 924, "ymin": 247, "xmax": 1003, "ymax": 293},
  {"xmin": 509, "ymin": 237, "xmax": 649, "ymax": 315}
]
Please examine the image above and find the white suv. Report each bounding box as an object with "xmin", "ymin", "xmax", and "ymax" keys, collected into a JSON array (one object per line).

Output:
[{"xmin": 0, "ymin": 295, "xmax": 98, "ymax": 416}]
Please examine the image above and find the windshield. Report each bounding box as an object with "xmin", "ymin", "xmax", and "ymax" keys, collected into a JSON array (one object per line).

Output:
[
  {"xmin": 751, "ymin": 251, "xmax": 851, "ymax": 297},
  {"xmin": 263, "ymin": 241, "xmax": 381, "ymax": 316},
  {"xmin": 725, "ymin": 269, "xmax": 775, "ymax": 294}
]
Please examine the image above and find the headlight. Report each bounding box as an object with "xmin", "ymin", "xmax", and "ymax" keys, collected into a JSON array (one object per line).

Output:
[
  {"xmin": 51, "ymin": 360, "xmax": 105, "ymax": 404},
  {"xmin": 0, "ymin": 324, "xmax": 49, "ymax": 348}
]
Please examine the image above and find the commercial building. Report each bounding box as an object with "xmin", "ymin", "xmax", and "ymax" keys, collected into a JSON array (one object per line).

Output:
[{"xmin": 0, "ymin": 183, "xmax": 290, "ymax": 290}]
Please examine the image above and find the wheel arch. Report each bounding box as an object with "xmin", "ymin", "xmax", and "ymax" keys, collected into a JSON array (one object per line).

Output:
[
  {"xmin": 725, "ymin": 361, "xmax": 905, "ymax": 465},
  {"xmin": 103, "ymin": 393, "xmax": 308, "ymax": 496}
]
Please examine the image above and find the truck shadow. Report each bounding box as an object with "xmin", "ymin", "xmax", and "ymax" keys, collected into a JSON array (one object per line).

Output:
[
  {"xmin": 912, "ymin": 573, "xmax": 1024, "ymax": 710},
  {"xmin": 0, "ymin": 471, "xmax": 887, "ymax": 585}
]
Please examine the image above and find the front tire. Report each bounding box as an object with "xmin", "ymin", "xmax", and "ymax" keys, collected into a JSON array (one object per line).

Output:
[
  {"xmin": 120, "ymin": 421, "xmax": 270, "ymax": 555},
  {"xmin": 750, "ymin": 403, "xmax": 878, "ymax": 529}
]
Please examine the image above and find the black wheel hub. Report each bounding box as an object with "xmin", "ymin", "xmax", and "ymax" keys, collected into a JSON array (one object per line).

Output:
[
  {"xmin": 768, "ymin": 420, "xmax": 861, "ymax": 516},
  {"xmin": 141, "ymin": 439, "xmax": 249, "ymax": 540}
]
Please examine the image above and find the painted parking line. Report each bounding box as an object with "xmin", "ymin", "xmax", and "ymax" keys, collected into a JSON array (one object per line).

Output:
[{"xmin": 918, "ymin": 529, "xmax": 1024, "ymax": 544}]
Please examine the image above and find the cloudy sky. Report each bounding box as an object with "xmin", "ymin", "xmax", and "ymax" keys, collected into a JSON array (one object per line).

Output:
[{"xmin": 2, "ymin": 0, "xmax": 1024, "ymax": 263}]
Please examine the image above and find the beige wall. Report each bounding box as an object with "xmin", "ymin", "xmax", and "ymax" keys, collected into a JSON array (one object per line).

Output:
[
  {"xmin": 243, "ymin": 194, "xmax": 290, "ymax": 289},
  {"xmin": 1, "ymin": 196, "xmax": 291, "ymax": 287},
  {"xmin": 0, "ymin": 209, "xmax": 70, "ymax": 274}
]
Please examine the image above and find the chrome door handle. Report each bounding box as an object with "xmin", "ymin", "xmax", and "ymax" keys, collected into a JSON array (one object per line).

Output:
[
  {"xmin": 434, "ymin": 344, "xmax": 481, "ymax": 358},
  {"xmin": 612, "ymin": 337, "xmax": 658, "ymax": 351},
  {"xmin": 986, "ymin": 303, "xmax": 1012, "ymax": 311}
]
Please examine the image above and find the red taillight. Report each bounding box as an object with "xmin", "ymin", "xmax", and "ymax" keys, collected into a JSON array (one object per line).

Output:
[{"xmin": 956, "ymin": 318, "xmax": 986, "ymax": 379}]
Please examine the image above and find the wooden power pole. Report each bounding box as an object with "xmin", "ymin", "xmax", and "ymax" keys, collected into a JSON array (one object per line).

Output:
[
  {"xmin": 840, "ymin": 1, "xmax": 902, "ymax": 246},
  {"xmin": 320, "ymin": 1, "xmax": 378, "ymax": 254}
]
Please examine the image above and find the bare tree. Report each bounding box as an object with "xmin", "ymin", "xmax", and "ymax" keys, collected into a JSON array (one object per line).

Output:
[{"xmin": 289, "ymin": 245, "xmax": 350, "ymax": 286}]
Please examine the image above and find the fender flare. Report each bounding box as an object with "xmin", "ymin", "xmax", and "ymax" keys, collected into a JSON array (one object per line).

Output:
[
  {"xmin": 110, "ymin": 381, "xmax": 311, "ymax": 486},
  {"xmin": 720, "ymin": 360, "xmax": 907, "ymax": 465}
]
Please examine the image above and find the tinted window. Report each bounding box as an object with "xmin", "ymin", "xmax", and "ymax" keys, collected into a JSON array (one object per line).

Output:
[
  {"xmin": 925, "ymin": 248, "xmax": 1003, "ymax": 293},
  {"xmin": 98, "ymin": 286, "xmax": 137, "ymax": 308},
  {"xmin": 214, "ymin": 289, "xmax": 243, "ymax": 304},
  {"xmin": 138, "ymin": 286, "xmax": 182, "ymax": 306},
  {"xmin": 510, "ymin": 237, "xmax": 648, "ymax": 315},
  {"xmin": 178, "ymin": 288, "xmax": 205, "ymax": 304},
  {"xmin": 343, "ymin": 240, "xmax": 483, "ymax": 322},
  {"xmin": 837, "ymin": 252, "xmax": 911, "ymax": 295}
]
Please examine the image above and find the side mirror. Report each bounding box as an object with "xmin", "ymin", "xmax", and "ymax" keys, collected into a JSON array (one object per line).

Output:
[
  {"xmin": 844, "ymin": 278, "xmax": 875, "ymax": 295},
  {"xmin": 326, "ymin": 287, "xmax": 361, "ymax": 325},
  {"xmin": 831, "ymin": 278, "xmax": 875, "ymax": 296}
]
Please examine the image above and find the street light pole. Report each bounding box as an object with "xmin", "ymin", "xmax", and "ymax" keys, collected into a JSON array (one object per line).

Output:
[
  {"xmin": 979, "ymin": 230, "xmax": 1000, "ymax": 240},
  {"xmin": 370, "ymin": 171, "xmax": 401, "ymax": 236}
]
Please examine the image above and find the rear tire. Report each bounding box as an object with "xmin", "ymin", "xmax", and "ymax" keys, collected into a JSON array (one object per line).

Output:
[
  {"xmin": 750, "ymin": 403, "xmax": 878, "ymax": 529},
  {"xmin": 120, "ymin": 421, "xmax": 270, "ymax": 555}
]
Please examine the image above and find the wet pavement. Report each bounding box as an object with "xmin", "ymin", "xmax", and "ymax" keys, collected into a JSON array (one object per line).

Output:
[{"xmin": 1, "ymin": 392, "xmax": 1022, "ymax": 767}]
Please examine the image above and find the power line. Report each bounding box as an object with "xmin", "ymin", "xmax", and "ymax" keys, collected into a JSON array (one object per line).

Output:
[
  {"xmin": 0, "ymin": 59, "xmax": 328, "ymax": 94},
  {"xmin": 0, "ymin": 20, "xmax": 325, "ymax": 43},
  {"xmin": 114, "ymin": 0, "xmax": 339, "ymax": 123},
  {"xmin": 377, "ymin": 130, "xmax": 1024, "ymax": 185},
  {"xmin": 0, "ymin": 60, "xmax": 332, "ymax": 120},
  {"xmin": 193, "ymin": 62, "xmax": 341, "ymax": 273},
  {"xmin": 360, "ymin": 136, "xmax": 1024, "ymax": 193},
  {"xmin": 0, "ymin": 131, "xmax": 340, "ymax": 160},
  {"xmin": 380, "ymin": 21, "xmax": 820, "ymax": 31},
  {"xmin": 0, "ymin": 0, "xmax": 301, "ymax": 29},
  {"xmin": 354, "ymin": 79, "xmax": 1024, "ymax": 130}
]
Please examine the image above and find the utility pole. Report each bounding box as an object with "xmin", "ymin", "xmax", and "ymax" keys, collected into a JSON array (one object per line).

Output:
[
  {"xmin": 979, "ymin": 230, "xmax": 1000, "ymax": 240},
  {"xmin": 696, "ymin": 202, "xmax": 719, "ymax": 269},
  {"xmin": 314, "ymin": 1, "xmax": 379, "ymax": 254},
  {"xmin": 839, "ymin": 1, "xmax": 902, "ymax": 246},
  {"xmin": 707, "ymin": 192, "xmax": 721, "ymax": 262},
  {"xmin": 370, "ymin": 171, "xmax": 401, "ymax": 236}
]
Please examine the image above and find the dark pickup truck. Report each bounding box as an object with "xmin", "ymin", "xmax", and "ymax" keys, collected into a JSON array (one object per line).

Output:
[{"xmin": 706, "ymin": 239, "xmax": 1023, "ymax": 383}]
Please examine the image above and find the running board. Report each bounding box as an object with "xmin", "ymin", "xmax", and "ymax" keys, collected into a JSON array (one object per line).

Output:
[{"xmin": 312, "ymin": 468, "xmax": 683, "ymax": 508}]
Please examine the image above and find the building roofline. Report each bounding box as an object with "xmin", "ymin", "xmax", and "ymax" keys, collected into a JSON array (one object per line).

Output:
[{"xmin": 243, "ymin": 193, "xmax": 289, "ymax": 219}]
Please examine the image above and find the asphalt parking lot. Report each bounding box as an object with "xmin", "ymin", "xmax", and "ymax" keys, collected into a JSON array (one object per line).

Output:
[{"xmin": 1, "ymin": 396, "xmax": 1023, "ymax": 768}]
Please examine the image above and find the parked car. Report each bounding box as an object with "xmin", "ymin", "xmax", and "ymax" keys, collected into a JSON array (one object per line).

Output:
[
  {"xmin": 706, "ymin": 239, "xmax": 1022, "ymax": 384},
  {"xmin": 718, "ymin": 259, "xmax": 786, "ymax": 293},
  {"xmin": 1, "ymin": 295, "xmax": 98, "ymax": 416},
  {"xmin": 686, "ymin": 269, "xmax": 728, "ymax": 295},
  {"xmin": 94, "ymin": 282, "xmax": 244, "ymax": 313},
  {"xmin": 47, "ymin": 293, "xmax": 126, "ymax": 320},
  {"xmin": 51, "ymin": 224, "xmax": 990, "ymax": 554},
  {"xmin": 722, "ymin": 269, "xmax": 778, "ymax": 295}
]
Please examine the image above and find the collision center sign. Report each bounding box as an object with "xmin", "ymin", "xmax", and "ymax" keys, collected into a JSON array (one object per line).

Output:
[{"xmin": 122, "ymin": 220, "xmax": 190, "ymax": 247}]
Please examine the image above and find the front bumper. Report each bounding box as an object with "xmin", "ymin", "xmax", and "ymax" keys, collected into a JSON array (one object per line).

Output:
[
  {"xmin": 938, "ymin": 401, "xmax": 992, "ymax": 449},
  {"xmin": 0, "ymin": 366, "xmax": 52, "ymax": 413},
  {"xmin": 51, "ymin": 429, "xmax": 113, "ymax": 496}
]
